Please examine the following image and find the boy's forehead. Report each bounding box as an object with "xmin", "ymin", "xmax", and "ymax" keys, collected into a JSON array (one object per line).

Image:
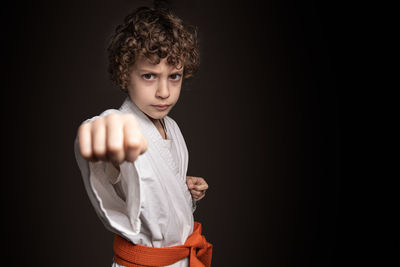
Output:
[{"xmin": 134, "ymin": 55, "xmax": 183, "ymax": 71}]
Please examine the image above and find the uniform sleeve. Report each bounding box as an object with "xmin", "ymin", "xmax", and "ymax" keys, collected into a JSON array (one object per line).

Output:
[{"xmin": 74, "ymin": 109, "xmax": 143, "ymax": 240}]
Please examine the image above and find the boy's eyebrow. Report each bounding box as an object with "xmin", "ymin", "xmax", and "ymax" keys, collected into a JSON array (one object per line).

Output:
[
  {"xmin": 138, "ymin": 68, "xmax": 183, "ymax": 74},
  {"xmin": 170, "ymin": 70, "xmax": 184, "ymax": 74}
]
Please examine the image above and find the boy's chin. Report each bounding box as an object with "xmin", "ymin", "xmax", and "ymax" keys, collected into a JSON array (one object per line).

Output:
[{"xmin": 144, "ymin": 111, "xmax": 168, "ymax": 121}]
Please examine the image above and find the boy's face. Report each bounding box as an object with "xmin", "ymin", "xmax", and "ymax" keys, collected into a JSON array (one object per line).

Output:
[{"xmin": 127, "ymin": 55, "xmax": 183, "ymax": 121}]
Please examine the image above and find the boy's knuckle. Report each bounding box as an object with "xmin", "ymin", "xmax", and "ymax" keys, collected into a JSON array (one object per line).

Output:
[
  {"xmin": 107, "ymin": 141, "xmax": 122, "ymax": 153},
  {"xmin": 106, "ymin": 113, "xmax": 119, "ymax": 120},
  {"xmin": 124, "ymin": 113, "xmax": 136, "ymax": 121},
  {"xmin": 126, "ymin": 137, "xmax": 141, "ymax": 148},
  {"xmin": 78, "ymin": 122, "xmax": 90, "ymax": 133},
  {"xmin": 91, "ymin": 117, "xmax": 104, "ymax": 129},
  {"xmin": 93, "ymin": 144, "xmax": 106, "ymax": 155},
  {"xmin": 80, "ymin": 149, "xmax": 92, "ymax": 159}
]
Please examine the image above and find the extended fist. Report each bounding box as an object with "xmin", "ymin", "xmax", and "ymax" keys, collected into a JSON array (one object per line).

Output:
[{"xmin": 77, "ymin": 113, "xmax": 148, "ymax": 166}]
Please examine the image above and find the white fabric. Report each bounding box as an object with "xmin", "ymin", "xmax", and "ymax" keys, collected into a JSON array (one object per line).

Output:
[{"xmin": 74, "ymin": 97, "xmax": 195, "ymax": 267}]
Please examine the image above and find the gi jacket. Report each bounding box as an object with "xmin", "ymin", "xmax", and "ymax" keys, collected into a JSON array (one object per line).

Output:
[{"xmin": 74, "ymin": 97, "xmax": 195, "ymax": 266}]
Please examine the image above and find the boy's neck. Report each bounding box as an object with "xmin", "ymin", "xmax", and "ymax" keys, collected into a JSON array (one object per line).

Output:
[{"xmin": 149, "ymin": 117, "xmax": 167, "ymax": 140}]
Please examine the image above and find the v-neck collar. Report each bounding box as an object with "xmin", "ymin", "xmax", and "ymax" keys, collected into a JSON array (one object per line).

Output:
[
  {"xmin": 119, "ymin": 98, "xmax": 167, "ymax": 143},
  {"xmin": 159, "ymin": 118, "xmax": 168, "ymax": 139},
  {"xmin": 119, "ymin": 97, "xmax": 179, "ymax": 174}
]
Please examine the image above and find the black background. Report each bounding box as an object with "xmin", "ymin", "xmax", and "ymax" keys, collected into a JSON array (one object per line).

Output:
[{"xmin": 1, "ymin": 0, "xmax": 382, "ymax": 266}]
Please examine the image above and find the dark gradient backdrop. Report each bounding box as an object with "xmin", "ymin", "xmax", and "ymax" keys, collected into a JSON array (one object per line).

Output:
[{"xmin": 3, "ymin": 0, "xmax": 346, "ymax": 266}]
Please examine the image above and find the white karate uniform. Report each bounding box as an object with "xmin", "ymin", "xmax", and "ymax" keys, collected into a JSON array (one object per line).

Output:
[{"xmin": 74, "ymin": 97, "xmax": 196, "ymax": 267}]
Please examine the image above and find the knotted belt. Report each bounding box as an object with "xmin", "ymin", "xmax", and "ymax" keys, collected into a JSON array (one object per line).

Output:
[{"xmin": 113, "ymin": 221, "xmax": 213, "ymax": 267}]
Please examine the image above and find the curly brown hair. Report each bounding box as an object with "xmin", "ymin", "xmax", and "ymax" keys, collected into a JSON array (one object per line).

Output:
[{"xmin": 107, "ymin": 6, "xmax": 199, "ymax": 90}]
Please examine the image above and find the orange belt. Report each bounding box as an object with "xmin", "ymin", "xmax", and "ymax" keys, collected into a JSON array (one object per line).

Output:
[{"xmin": 113, "ymin": 221, "xmax": 213, "ymax": 267}]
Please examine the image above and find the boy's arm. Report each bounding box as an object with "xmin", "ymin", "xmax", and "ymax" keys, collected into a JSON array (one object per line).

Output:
[{"xmin": 74, "ymin": 111, "xmax": 145, "ymax": 236}]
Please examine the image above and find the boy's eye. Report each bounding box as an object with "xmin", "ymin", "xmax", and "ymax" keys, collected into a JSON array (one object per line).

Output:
[
  {"xmin": 170, "ymin": 74, "xmax": 182, "ymax": 81},
  {"xmin": 142, "ymin": 74, "xmax": 155, "ymax": 80}
]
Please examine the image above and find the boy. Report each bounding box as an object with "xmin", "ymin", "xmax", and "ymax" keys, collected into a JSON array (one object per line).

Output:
[{"xmin": 74, "ymin": 6, "xmax": 212, "ymax": 267}]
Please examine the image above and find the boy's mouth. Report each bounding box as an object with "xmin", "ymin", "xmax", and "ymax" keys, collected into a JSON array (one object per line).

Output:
[{"xmin": 152, "ymin": 104, "xmax": 170, "ymax": 111}]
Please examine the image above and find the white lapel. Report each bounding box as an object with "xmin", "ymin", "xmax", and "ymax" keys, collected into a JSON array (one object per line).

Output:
[
  {"xmin": 119, "ymin": 97, "xmax": 192, "ymax": 211},
  {"xmin": 119, "ymin": 98, "xmax": 180, "ymax": 177}
]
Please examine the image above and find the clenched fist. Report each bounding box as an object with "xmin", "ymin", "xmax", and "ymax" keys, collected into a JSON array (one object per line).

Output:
[
  {"xmin": 77, "ymin": 113, "xmax": 148, "ymax": 166},
  {"xmin": 186, "ymin": 176, "xmax": 208, "ymax": 202}
]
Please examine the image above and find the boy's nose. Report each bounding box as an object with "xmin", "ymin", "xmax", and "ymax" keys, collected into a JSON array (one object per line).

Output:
[{"xmin": 156, "ymin": 80, "xmax": 170, "ymax": 99}]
